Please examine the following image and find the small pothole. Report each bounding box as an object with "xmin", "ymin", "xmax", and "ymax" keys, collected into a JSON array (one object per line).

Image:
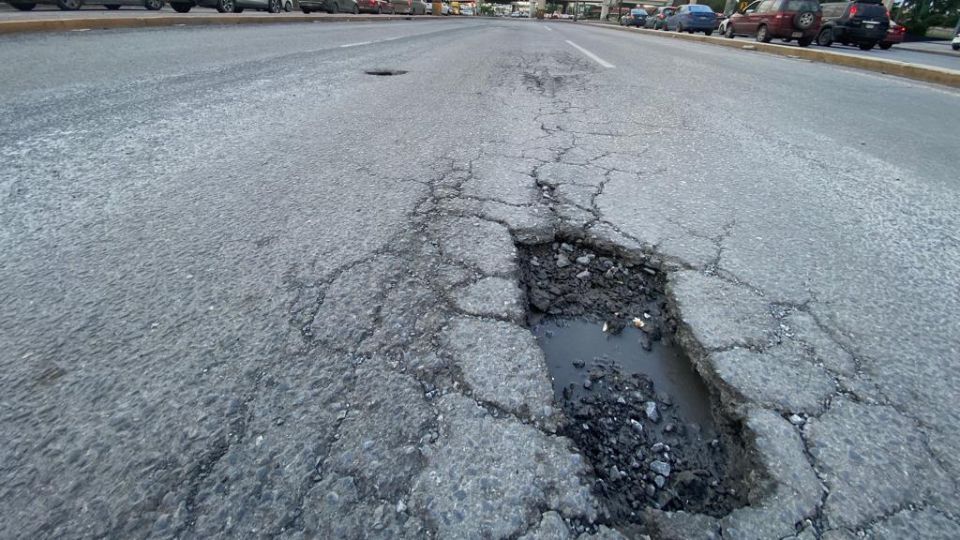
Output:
[
  {"xmin": 364, "ymin": 69, "xmax": 408, "ymax": 76},
  {"xmin": 518, "ymin": 239, "xmax": 751, "ymax": 527}
]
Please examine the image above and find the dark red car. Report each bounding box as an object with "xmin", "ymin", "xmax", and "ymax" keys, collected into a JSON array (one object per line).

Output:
[
  {"xmin": 356, "ymin": 0, "xmax": 391, "ymax": 12},
  {"xmin": 725, "ymin": 0, "xmax": 822, "ymax": 47},
  {"xmin": 880, "ymin": 21, "xmax": 905, "ymax": 49}
]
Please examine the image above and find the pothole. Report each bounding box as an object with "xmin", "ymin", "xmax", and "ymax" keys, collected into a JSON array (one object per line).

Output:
[
  {"xmin": 364, "ymin": 69, "xmax": 408, "ymax": 76},
  {"xmin": 518, "ymin": 239, "xmax": 750, "ymax": 527}
]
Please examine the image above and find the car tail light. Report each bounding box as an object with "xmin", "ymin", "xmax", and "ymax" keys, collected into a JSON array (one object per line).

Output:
[{"xmin": 849, "ymin": 5, "xmax": 857, "ymax": 16}]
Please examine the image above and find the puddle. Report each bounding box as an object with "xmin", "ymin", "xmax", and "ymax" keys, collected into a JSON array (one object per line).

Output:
[
  {"xmin": 532, "ymin": 318, "xmax": 715, "ymax": 435},
  {"xmin": 518, "ymin": 239, "xmax": 748, "ymax": 526}
]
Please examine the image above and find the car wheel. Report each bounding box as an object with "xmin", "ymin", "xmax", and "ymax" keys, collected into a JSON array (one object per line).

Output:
[
  {"xmin": 56, "ymin": 0, "xmax": 82, "ymax": 10},
  {"xmin": 144, "ymin": 0, "xmax": 163, "ymax": 10},
  {"xmin": 171, "ymin": 1, "xmax": 191, "ymax": 10},
  {"xmin": 268, "ymin": 0, "xmax": 280, "ymax": 12},
  {"xmin": 816, "ymin": 28, "xmax": 833, "ymax": 47},
  {"xmin": 953, "ymin": 42, "xmax": 960, "ymax": 51},
  {"xmin": 858, "ymin": 41, "xmax": 875, "ymax": 51},
  {"xmin": 794, "ymin": 10, "xmax": 815, "ymax": 30},
  {"xmin": 797, "ymin": 35, "xmax": 813, "ymax": 47},
  {"xmin": 704, "ymin": 29, "xmax": 712, "ymax": 36},
  {"xmin": 105, "ymin": 4, "xmax": 120, "ymax": 8},
  {"xmin": 301, "ymin": 6, "xmax": 310, "ymax": 12},
  {"xmin": 725, "ymin": 23, "xmax": 735, "ymax": 38},
  {"xmin": 10, "ymin": 1, "xmax": 37, "ymax": 8},
  {"xmin": 878, "ymin": 41, "xmax": 892, "ymax": 50},
  {"xmin": 756, "ymin": 24, "xmax": 771, "ymax": 43}
]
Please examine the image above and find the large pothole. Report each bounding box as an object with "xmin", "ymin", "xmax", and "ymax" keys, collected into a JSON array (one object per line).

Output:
[{"xmin": 518, "ymin": 238, "xmax": 750, "ymax": 529}]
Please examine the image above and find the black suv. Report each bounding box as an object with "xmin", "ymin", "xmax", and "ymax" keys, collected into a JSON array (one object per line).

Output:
[{"xmin": 817, "ymin": 0, "xmax": 889, "ymax": 50}]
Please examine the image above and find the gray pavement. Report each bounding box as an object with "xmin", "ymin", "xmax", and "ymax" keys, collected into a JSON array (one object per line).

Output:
[{"xmin": 1, "ymin": 18, "xmax": 959, "ymax": 539}]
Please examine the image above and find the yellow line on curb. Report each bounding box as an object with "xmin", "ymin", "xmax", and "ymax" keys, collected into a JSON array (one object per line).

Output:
[{"xmin": 584, "ymin": 22, "xmax": 960, "ymax": 89}]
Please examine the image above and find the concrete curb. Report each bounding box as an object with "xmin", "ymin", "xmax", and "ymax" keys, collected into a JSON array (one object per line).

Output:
[
  {"xmin": 0, "ymin": 13, "xmax": 438, "ymax": 35},
  {"xmin": 584, "ymin": 22, "xmax": 960, "ymax": 89}
]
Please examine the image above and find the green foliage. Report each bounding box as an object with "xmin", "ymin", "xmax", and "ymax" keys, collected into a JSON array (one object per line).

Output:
[
  {"xmin": 897, "ymin": 0, "xmax": 959, "ymax": 34},
  {"xmin": 924, "ymin": 13, "xmax": 946, "ymax": 26},
  {"xmin": 903, "ymin": 20, "xmax": 928, "ymax": 35}
]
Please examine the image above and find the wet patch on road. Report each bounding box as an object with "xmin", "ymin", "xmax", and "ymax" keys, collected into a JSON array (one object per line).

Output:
[
  {"xmin": 364, "ymin": 69, "xmax": 408, "ymax": 76},
  {"xmin": 519, "ymin": 239, "xmax": 750, "ymax": 528}
]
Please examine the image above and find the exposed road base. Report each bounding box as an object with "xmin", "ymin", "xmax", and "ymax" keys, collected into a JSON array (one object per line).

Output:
[
  {"xmin": 0, "ymin": 13, "xmax": 438, "ymax": 35},
  {"xmin": 586, "ymin": 22, "xmax": 960, "ymax": 89}
]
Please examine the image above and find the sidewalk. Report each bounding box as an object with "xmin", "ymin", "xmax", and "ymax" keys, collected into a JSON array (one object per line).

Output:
[{"xmin": 898, "ymin": 39, "xmax": 959, "ymax": 57}]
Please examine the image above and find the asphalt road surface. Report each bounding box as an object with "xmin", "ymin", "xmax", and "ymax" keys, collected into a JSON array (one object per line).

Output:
[{"xmin": 2, "ymin": 18, "xmax": 959, "ymax": 539}]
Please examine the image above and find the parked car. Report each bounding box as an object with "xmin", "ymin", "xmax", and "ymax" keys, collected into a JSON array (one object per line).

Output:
[
  {"xmin": 300, "ymin": 0, "xmax": 358, "ymax": 12},
  {"xmin": 407, "ymin": 0, "xmax": 427, "ymax": 14},
  {"xmin": 646, "ymin": 6, "xmax": 676, "ymax": 29},
  {"xmin": 879, "ymin": 20, "xmax": 904, "ymax": 49},
  {"xmin": 817, "ymin": 0, "xmax": 889, "ymax": 50},
  {"xmin": 620, "ymin": 8, "xmax": 647, "ymax": 27},
  {"xmin": 715, "ymin": 12, "xmax": 727, "ymax": 28},
  {"xmin": 185, "ymin": 0, "xmax": 282, "ymax": 11},
  {"xmin": 356, "ymin": 0, "xmax": 390, "ymax": 13},
  {"xmin": 725, "ymin": 0, "xmax": 821, "ymax": 46},
  {"xmin": 666, "ymin": 4, "xmax": 718, "ymax": 34},
  {"xmin": 460, "ymin": 5, "xmax": 473, "ymax": 15},
  {"xmin": 6, "ymin": 0, "xmax": 162, "ymax": 10}
]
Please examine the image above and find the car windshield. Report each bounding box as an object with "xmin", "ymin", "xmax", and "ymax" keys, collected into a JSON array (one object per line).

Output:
[{"xmin": 688, "ymin": 4, "xmax": 713, "ymax": 12}]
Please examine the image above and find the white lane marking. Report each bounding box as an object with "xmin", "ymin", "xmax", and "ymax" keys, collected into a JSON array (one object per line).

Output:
[
  {"xmin": 565, "ymin": 39, "xmax": 615, "ymax": 68},
  {"xmin": 341, "ymin": 41, "xmax": 373, "ymax": 48},
  {"xmin": 542, "ymin": 25, "xmax": 552, "ymax": 31}
]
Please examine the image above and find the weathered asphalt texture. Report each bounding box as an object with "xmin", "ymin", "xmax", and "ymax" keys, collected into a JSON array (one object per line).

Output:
[{"xmin": 2, "ymin": 18, "xmax": 959, "ymax": 539}]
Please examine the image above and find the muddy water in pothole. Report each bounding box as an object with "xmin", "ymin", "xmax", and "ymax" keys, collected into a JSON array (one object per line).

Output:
[
  {"xmin": 532, "ymin": 318, "xmax": 715, "ymax": 435},
  {"xmin": 518, "ymin": 240, "xmax": 748, "ymax": 525}
]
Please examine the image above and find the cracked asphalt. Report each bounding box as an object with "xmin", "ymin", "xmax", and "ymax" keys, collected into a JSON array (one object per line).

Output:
[{"xmin": 1, "ymin": 17, "xmax": 959, "ymax": 540}]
